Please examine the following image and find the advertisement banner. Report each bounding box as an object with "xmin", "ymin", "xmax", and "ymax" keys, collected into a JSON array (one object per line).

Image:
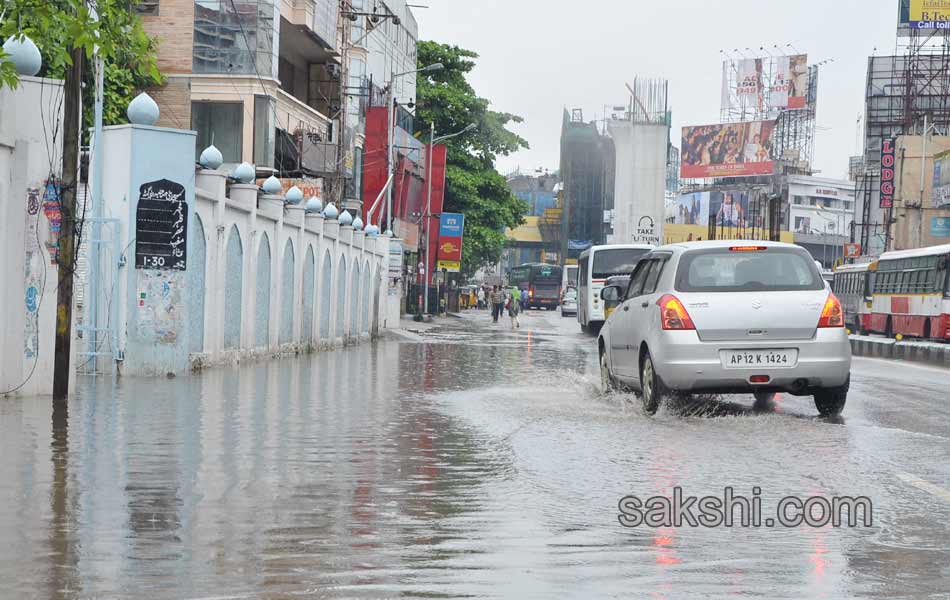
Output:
[
  {"xmin": 844, "ymin": 243, "xmax": 862, "ymax": 258},
  {"xmin": 672, "ymin": 192, "xmax": 710, "ymax": 225},
  {"xmin": 880, "ymin": 138, "xmax": 896, "ymax": 208},
  {"xmin": 681, "ymin": 121, "xmax": 776, "ymax": 178},
  {"xmin": 932, "ymin": 216, "xmax": 950, "ymax": 238},
  {"xmin": 932, "ymin": 149, "xmax": 950, "ymax": 208},
  {"xmin": 908, "ymin": 0, "xmax": 950, "ymax": 30},
  {"xmin": 770, "ymin": 54, "xmax": 808, "ymax": 110},
  {"xmin": 709, "ymin": 191, "xmax": 751, "ymax": 229},
  {"xmin": 436, "ymin": 212, "xmax": 464, "ymax": 272}
]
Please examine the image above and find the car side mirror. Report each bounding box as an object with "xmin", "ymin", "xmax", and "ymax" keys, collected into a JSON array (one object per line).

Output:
[{"xmin": 600, "ymin": 285, "xmax": 620, "ymax": 302}]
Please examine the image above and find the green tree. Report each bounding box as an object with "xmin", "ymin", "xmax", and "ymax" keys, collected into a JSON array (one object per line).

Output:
[
  {"xmin": 414, "ymin": 41, "xmax": 529, "ymax": 277},
  {"xmin": 0, "ymin": 0, "xmax": 163, "ymax": 137}
]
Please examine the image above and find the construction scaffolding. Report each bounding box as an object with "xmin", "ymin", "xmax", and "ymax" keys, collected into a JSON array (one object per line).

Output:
[{"xmin": 857, "ymin": 27, "xmax": 950, "ymax": 254}]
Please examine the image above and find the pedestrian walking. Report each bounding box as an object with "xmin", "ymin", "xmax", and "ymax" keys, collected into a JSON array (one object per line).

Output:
[
  {"xmin": 477, "ymin": 287, "xmax": 486, "ymax": 310},
  {"xmin": 508, "ymin": 286, "xmax": 521, "ymax": 328},
  {"xmin": 490, "ymin": 285, "xmax": 504, "ymax": 322}
]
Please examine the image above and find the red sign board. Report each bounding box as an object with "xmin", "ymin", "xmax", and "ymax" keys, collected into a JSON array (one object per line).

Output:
[
  {"xmin": 843, "ymin": 243, "xmax": 861, "ymax": 258},
  {"xmin": 438, "ymin": 238, "xmax": 462, "ymax": 261},
  {"xmin": 880, "ymin": 138, "xmax": 896, "ymax": 208}
]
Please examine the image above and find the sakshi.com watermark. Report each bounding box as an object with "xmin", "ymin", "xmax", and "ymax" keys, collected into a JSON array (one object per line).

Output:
[{"xmin": 618, "ymin": 487, "xmax": 873, "ymax": 528}]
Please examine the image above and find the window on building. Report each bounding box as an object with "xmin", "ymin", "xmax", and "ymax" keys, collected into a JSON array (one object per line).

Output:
[
  {"xmin": 192, "ymin": 101, "xmax": 244, "ymax": 164},
  {"xmin": 253, "ymin": 95, "xmax": 276, "ymax": 168},
  {"xmin": 792, "ymin": 195, "xmax": 804, "ymax": 205},
  {"xmin": 193, "ymin": 0, "xmax": 278, "ymax": 78},
  {"xmin": 809, "ymin": 197, "xmax": 817, "ymax": 206},
  {"xmin": 134, "ymin": 0, "xmax": 159, "ymax": 15}
]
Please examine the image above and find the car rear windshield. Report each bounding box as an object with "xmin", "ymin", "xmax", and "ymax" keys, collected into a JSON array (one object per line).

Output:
[
  {"xmin": 592, "ymin": 249, "xmax": 650, "ymax": 280},
  {"xmin": 675, "ymin": 247, "xmax": 824, "ymax": 292}
]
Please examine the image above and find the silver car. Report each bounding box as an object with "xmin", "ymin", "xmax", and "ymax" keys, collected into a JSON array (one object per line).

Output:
[
  {"xmin": 597, "ymin": 240, "xmax": 851, "ymax": 416},
  {"xmin": 561, "ymin": 287, "xmax": 578, "ymax": 317}
]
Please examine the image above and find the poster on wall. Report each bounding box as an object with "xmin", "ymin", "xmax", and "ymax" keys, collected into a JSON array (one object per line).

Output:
[
  {"xmin": 135, "ymin": 179, "xmax": 188, "ymax": 270},
  {"xmin": 681, "ymin": 121, "xmax": 776, "ymax": 178},
  {"xmin": 932, "ymin": 217, "xmax": 950, "ymax": 237},
  {"xmin": 932, "ymin": 149, "xmax": 950, "ymax": 208},
  {"xmin": 880, "ymin": 138, "xmax": 896, "ymax": 209}
]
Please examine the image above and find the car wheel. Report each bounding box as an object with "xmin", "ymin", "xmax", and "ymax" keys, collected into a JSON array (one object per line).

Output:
[
  {"xmin": 600, "ymin": 349, "xmax": 616, "ymax": 393},
  {"xmin": 639, "ymin": 350, "xmax": 664, "ymax": 415},
  {"xmin": 814, "ymin": 377, "xmax": 849, "ymax": 417}
]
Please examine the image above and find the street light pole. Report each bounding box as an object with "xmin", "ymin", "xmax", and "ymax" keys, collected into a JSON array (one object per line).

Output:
[{"xmin": 423, "ymin": 122, "xmax": 475, "ymax": 316}]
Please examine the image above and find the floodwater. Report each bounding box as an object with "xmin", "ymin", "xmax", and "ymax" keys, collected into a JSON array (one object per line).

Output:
[{"xmin": 1, "ymin": 310, "xmax": 949, "ymax": 599}]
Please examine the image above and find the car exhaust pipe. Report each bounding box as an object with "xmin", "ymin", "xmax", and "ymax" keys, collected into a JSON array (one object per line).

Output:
[{"xmin": 790, "ymin": 378, "xmax": 809, "ymax": 394}]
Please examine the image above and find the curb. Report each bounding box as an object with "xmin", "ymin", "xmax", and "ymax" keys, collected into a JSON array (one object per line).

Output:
[{"xmin": 849, "ymin": 336, "xmax": 950, "ymax": 368}]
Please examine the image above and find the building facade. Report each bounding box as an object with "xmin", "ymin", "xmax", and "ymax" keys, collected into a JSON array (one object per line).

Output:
[
  {"xmin": 786, "ymin": 175, "xmax": 856, "ymax": 267},
  {"xmin": 139, "ymin": 0, "xmax": 418, "ymax": 213}
]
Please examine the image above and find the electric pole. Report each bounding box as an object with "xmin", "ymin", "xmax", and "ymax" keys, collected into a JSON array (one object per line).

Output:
[{"xmin": 53, "ymin": 45, "xmax": 84, "ymax": 400}]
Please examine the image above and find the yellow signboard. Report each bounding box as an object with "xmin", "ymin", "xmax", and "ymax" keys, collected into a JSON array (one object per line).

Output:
[
  {"xmin": 662, "ymin": 223, "xmax": 795, "ymax": 244},
  {"xmin": 437, "ymin": 260, "xmax": 460, "ymax": 273},
  {"xmin": 910, "ymin": 0, "xmax": 950, "ymax": 22}
]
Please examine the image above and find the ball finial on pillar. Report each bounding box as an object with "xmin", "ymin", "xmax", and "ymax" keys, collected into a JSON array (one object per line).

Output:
[
  {"xmin": 262, "ymin": 175, "xmax": 282, "ymax": 195},
  {"xmin": 2, "ymin": 35, "xmax": 42, "ymax": 76},
  {"xmin": 231, "ymin": 162, "xmax": 255, "ymax": 183},
  {"xmin": 305, "ymin": 196, "xmax": 323, "ymax": 213},
  {"xmin": 199, "ymin": 144, "xmax": 223, "ymax": 170},
  {"xmin": 127, "ymin": 92, "xmax": 160, "ymax": 126}
]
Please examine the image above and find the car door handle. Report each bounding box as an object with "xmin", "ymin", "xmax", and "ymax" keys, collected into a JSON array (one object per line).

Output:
[{"xmin": 640, "ymin": 302, "xmax": 649, "ymax": 308}]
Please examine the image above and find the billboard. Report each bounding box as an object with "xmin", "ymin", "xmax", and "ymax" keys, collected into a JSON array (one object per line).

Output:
[
  {"xmin": 880, "ymin": 138, "xmax": 896, "ymax": 209},
  {"xmin": 770, "ymin": 54, "xmax": 808, "ymax": 110},
  {"xmin": 436, "ymin": 212, "xmax": 464, "ymax": 272},
  {"xmin": 932, "ymin": 149, "xmax": 950, "ymax": 208},
  {"xmin": 722, "ymin": 55, "xmax": 808, "ymax": 114},
  {"xmin": 899, "ymin": 0, "xmax": 950, "ymax": 32},
  {"xmin": 709, "ymin": 191, "xmax": 752, "ymax": 229},
  {"xmin": 671, "ymin": 192, "xmax": 710, "ymax": 225},
  {"xmin": 681, "ymin": 121, "xmax": 776, "ymax": 178}
]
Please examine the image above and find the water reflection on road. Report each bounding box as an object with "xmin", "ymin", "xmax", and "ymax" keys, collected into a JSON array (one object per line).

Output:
[{"xmin": 1, "ymin": 310, "xmax": 949, "ymax": 598}]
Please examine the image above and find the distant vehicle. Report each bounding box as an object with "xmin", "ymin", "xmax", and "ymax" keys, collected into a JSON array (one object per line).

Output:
[
  {"xmin": 598, "ymin": 240, "xmax": 852, "ymax": 416},
  {"xmin": 832, "ymin": 261, "xmax": 876, "ymax": 333},
  {"xmin": 560, "ymin": 287, "xmax": 578, "ymax": 317},
  {"xmin": 509, "ymin": 263, "xmax": 563, "ymax": 309},
  {"xmin": 563, "ymin": 264, "xmax": 578, "ymax": 290},
  {"xmin": 577, "ymin": 244, "xmax": 653, "ymax": 333},
  {"xmin": 602, "ymin": 275, "xmax": 631, "ymax": 321},
  {"xmin": 864, "ymin": 244, "xmax": 950, "ymax": 340}
]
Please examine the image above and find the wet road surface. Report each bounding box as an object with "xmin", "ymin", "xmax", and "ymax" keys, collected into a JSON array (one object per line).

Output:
[{"xmin": 1, "ymin": 309, "xmax": 949, "ymax": 599}]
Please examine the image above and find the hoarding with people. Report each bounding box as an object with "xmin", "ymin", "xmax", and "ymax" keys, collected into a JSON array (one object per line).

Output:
[{"xmin": 681, "ymin": 121, "xmax": 776, "ymax": 178}]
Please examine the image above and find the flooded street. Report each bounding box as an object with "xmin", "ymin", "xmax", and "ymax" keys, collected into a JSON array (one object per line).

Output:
[{"xmin": 2, "ymin": 309, "xmax": 950, "ymax": 599}]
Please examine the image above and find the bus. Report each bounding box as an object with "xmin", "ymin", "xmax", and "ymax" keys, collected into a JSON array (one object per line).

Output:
[
  {"xmin": 832, "ymin": 261, "xmax": 876, "ymax": 333},
  {"xmin": 865, "ymin": 244, "xmax": 950, "ymax": 340},
  {"xmin": 509, "ymin": 263, "xmax": 563, "ymax": 309},
  {"xmin": 563, "ymin": 264, "xmax": 578, "ymax": 291},
  {"xmin": 577, "ymin": 244, "xmax": 653, "ymax": 332}
]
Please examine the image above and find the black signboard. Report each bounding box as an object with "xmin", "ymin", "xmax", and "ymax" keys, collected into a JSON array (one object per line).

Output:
[{"xmin": 135, "ymin": 178, "xmax": 188, "ymax": 270}]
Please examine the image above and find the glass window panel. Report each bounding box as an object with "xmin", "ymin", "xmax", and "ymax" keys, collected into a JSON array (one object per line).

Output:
[
  {"xmin": 192, "ymin": 101, "xmax": 244, "ymax": 163},
  {"xmin": 253, "ymin": 95, "xmax": 276, "ymax": 168}
]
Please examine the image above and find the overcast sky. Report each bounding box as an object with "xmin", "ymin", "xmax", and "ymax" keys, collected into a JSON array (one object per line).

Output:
[{"xmin": 414, "ymin": 0, "xmax": 900, "ymax": 181}]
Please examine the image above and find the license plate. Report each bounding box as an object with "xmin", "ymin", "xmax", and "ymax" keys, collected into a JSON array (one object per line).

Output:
[{"xmin": 721, "ymin": 349, "xmax": 797, "ymax": 368}]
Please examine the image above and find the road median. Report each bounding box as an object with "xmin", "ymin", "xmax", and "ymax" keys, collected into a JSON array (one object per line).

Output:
[{"xmin": 849, "ymin": 335, "xmax": 950, "ymax": 368}]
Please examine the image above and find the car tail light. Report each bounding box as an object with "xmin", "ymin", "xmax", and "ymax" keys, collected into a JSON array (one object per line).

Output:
[
  {"xmin": 750, "ymin": 375, "xmax": 770, "ymax": 383},
  {"xmin": 656, "ymin": 294, "xmax": 695, "ymax": 330},
  {"xmin": 528, "ymin": 287, "xmax": 534, "ymax": 298},
  {"xmin": 729, "ymin": 245, "xmax": 768, "ymax": 252},
  {"xmin": 817, "ymin": 293, "xmax": 844, "ymax": 328}
]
